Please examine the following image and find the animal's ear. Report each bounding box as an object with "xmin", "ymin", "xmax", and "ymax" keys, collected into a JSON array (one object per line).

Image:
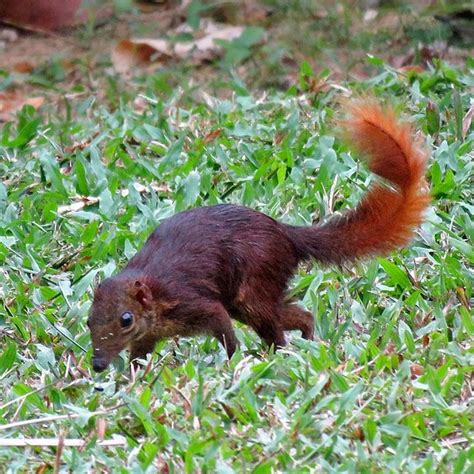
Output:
[
  {"xmin": 133, "ymin": 280, "xmax": 153, "ymax": 309},
  {"xmin": 161, "ymin": 299, "xmax": 179, "ymax": 312}
]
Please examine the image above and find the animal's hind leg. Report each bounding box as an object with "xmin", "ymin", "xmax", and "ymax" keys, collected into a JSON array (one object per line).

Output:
[
  {"xmin": 281, "ymin": 303, "xmax": 314, "ymax": 340},
  {"xmin": 252, "ymin": 316, "xmax": 286, "ymax": 349}
]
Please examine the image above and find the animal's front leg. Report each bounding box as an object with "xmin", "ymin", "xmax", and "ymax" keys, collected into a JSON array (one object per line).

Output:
[
  {"xmin": 208, "ymin": 310, "xmax": 239, "ymax": 358},
  {"xmin": 280, "ymin": 302, "xmax": 314, "ymax": 340},
  {"xmin": 129, "ymin": 334, "xmax": 158, "ymax": 367},
  {"xmin": 180, "ymin": 300, "xmax": 239, "ymax": 358}
]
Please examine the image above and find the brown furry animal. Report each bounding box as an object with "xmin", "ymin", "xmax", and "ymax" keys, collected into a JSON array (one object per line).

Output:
[{"xmin": 88, "ymin": 99, "xmax": 430, "ymax": 372}]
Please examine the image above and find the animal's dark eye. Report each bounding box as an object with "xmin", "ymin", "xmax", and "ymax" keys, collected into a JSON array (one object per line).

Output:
[{"xmin": 120, "ymin": 312, "xmax": 134, "ymax": 328}]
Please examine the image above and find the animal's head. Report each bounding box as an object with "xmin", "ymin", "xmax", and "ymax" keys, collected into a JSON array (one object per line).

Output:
[{"xmin": 87, "ymin": 275, "xmax": 156, "ymax": 372}]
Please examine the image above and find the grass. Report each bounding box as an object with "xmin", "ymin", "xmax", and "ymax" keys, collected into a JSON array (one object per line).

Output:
[{"xmin": 0, "ymin": 2, "xmax": 473, "ymax": 472}]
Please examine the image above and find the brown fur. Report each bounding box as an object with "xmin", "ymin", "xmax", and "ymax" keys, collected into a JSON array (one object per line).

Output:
[{"xmin": 87, "ymin": 99, "xmax": 430, "ymax": 372}]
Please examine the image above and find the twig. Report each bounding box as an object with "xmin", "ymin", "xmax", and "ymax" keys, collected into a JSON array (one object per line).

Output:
[
  {"xmin": 441, "ymin": 437, "xmax": 469, "ymax": 447},
  {"xmin": 328, "ymin": 83, "xmax": 352, "ymax": 95},
  {"xmin": 171, "ymin": 386, "xmax": 192, "ymax": 414},
  {"xmin": 0, "ymin": 379, "xmax": 66, "ymax": 412},
  {"xmin": 0, "ymin": 404, "xmax": 124, "ymax": 431},
  {"xmin": 327, "ymin": 175, "xmax": 339, "ymax": 214},
  {"xmin": 11, "ymin": 393, "xmax": 27, "ymax": 423},
  {"xmin": 0, "ymin": 437, "xmax": 126, "ymax": 447},
  {"xmin": 350, "ymin": 353, "xmax": 381, "ymax": 375},
  {"xmin": 54, "ymin": 430, "xmax": 65, "ymax": 473}
]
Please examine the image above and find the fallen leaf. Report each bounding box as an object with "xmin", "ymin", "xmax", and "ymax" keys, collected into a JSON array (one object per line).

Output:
[
  {"xmin": 308, "ymin": 77, "xmax": 328, "ymax": 93},
  {"xmin": 211, "ymin": 0, "xmax": 271, "ymax": 24},
  {"xmin": 352, "ymin": 426, "xmax": 365, "ymax": 441},
  {"xmin": 13, "ymin": 61, "xmax": 34, "ymax": 73},
  {"xmin": 133, "ymin": 95, "xmax": 149, "ymax": 112},
  {"xmin": 384, "ymin": 341, "xmax": 396, "ymax": 354},
  {"xmin": 112, "ymin": 20, "xmax": 244, "ymax": 73},
  {"xmin": 120, "ymin": 182, "xmax": 171, "ymax": 197},
  {"xmin": 456, "ymin": 287, "xmax": 470, "ymax": 309},
  {"xmin": 203, "ymin": 129, "xmax": 222, "ymax": 144},
  {"xmin": 59, "ymin": 162, "xmax": 73, "ymax": 176},
  {"xmin": 135, "ymin": 1, "xmax": 164, "ymax": 13},
  {"xmin": 58, "ymin": 197, "xmax": 99, "ymax": 215},
  {"xmin": 410, "ymin": 363, "xmax": 424, "ymax": 379},
  {"xmin": 64, "ymin": 132, "xmax": 99, "ymax": 153},
  {"xmin": 363, "ymin": 9, "xmax": 378, "ymax": 22},
  {"xmin": 274, "ymin": 131, "xmax": 286, "ymax": 145},
  {"xmin": 462, "ymin": 103, "xmax": 474, "ymax": 139},
  {"xmin": 243, "ymin": 2, "xmax": 270, "ymax": 24},
  {"xmin": 398, "ymin": 65, "xmax": 425, "ymax": 74},
  {"xmin": 391, "ymin": 43, "xmax": 447, "ymax": 70},
  {"xmin": 35, "ymin": 463, "xmax": 49, "ymax": 474},
  {"xmin": 96, "ymin": 418, "xmax": 106, "ymax": 441},
  {"xmin": 0, "ymin": 91, "xmax": 44, "ymax": 121},
  {"xmin": 352, "ymin": 322, "xmax": 365, "ymax": 334}
]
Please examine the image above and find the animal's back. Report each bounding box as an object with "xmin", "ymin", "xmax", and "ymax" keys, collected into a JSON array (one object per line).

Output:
[{"xmin": 125, "ymin": 204, "xmax": 300, "ymax": 301}]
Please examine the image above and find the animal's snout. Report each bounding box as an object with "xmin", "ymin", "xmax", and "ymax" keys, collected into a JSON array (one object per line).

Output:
[{"xmin": 92, "ymin": 357, "xmax": 109, "ymax": 373}]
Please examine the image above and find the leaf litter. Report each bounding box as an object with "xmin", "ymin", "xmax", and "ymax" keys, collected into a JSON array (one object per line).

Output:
[
  {"xmin": 112, "ymin": 19, "xmax": 246, "ymax": 73},
  {"xmin": 0, "ymin": 91, "xmax": 44, "ymax": 121}
]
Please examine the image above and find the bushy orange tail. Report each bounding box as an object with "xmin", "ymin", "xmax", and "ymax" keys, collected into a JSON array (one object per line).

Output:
[{"xmin": 296, "ymin": 99, "xmax": 430, "ymax": 265}]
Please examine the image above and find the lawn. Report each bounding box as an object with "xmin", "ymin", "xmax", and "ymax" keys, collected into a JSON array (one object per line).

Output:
[{"xmin": 0, "ymin": 1, "xmax": 473, "ymax": 472}]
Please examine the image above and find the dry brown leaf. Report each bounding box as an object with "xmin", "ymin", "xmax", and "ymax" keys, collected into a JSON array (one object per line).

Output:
[
  {"xmin": 462, "ymin": 103, "xmax": 474, "ymax": 139},
  {"xmin": 203, "ymin": 129, "xmax": 222, "ymax": 144},
  {"xmin": 398, "ymin": 65, "xmax": 425, "ymax": 74},
  {"xmin": 392, "ymin": 43, "xmax": 446, "ymax": 70},
  {"xmin": 274, "ymin": 131, "xmax": 286, "ymax": 145},
  {"xmin": 13, "ymin": 61, "xmax": 34, "ymax": 73},
  {"xmin": 212, "ymin": 0, "xmax": 270, "ymax": 24},
  {"xmin": 112, "ymin": 20, "xmax": 244, "ymax": 73},
  {"xmin": 96, "ymin": 418, "xmax": 106, "ymax": 441},
  {"xmin": 352, "ymin": 426, "xmax": 365, "ymax": 441},
  {"xmin": 456, "ymin": 287, "xmax": 470, "ymax": 309},
  {"xmin": 133, "ymin": 95, "xmax": 149, "ymax": 112},
  {"xmin": 54, "ymin": 430, "xmax": 65, "ymax": 474},
  {"xmin": 363, "ymin": 9, "xmax": 378, "ymax": 22},
  {"xmin": 112, "ymin": 40, "xmax": 158, "ymax": 74},
  {"xmin": 243, "ymin": 2, "xmax": 270, "ymax": 24},
  {"xmin": 308, "ymin": 77, "xmax": 329, "ymax": 93},
  {"xmin": 410, "ymin": 363, "xmax": 424, "ymax": 379},
  {"xmin": 135, "ymin": 0, "xmax": 178, "ymax": 13},
  {"xmin": 120, "ymin": 182, "xmax": 171, "ymax": 197},
  {"xmin": 384, "ymin": 341, "xmax": 396, "ymax": 354},
  {"xmin": 64, "ymin": 132, "xmax": 99, "ymax": 153},
  {"xmin": 35, "ymin": 463, "xmax": 50, "ymax": 474},
  {"xmin": 0, "ymin": 91, "xmax": 44, "ymax": 121},
  {"xmin": 58, "ymin": 197, "xmax": 99, "ymax": 215}
]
